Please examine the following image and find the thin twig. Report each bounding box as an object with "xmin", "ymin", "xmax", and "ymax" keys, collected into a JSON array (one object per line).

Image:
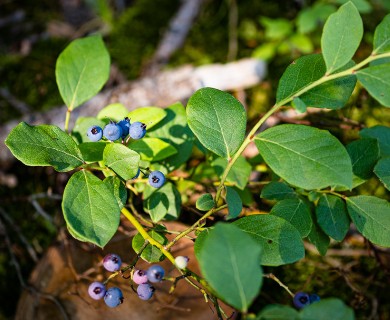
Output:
[{"xmin": 264, "ymin": 273, "xmax": 295, "ymax": 298}]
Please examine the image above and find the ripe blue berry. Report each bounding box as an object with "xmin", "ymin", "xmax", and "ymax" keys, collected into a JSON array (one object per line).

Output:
[
  {"xmin": 129, "ymin": 122, "xmax": 146, "ymax": 139},
  {"xmin": 87, "ymin": 125, "xmax": 103, "ymax": 142},
  {"xmin": 103, "ymin": 253, "xmax": 122, "ymax": 272},
  {"xmin": 293, "ymin": 292, "xmax": 310, "ymax": 309},
  {"xmin": 148, "ymin": 171, "xmax": 165, "ymax": 188},
  {"xmin": 118, "ymin": 117, "xmax": 131, "ymax": 138},
  {"xmin": 103, "ymin": 123, "xmax": 122, "ymax": 141},
  {"xmin": 88, "ymin": 281, "xmax": 106, "ymax": 300},
  {"xmin": 175, "ymin": 256, "xmax": 189, "ymax": 269},
  {"xmin": 137, "ymin": 283, "xmax": 155, "ymax": 301},
  {"xmin": 309, "ymin": 293, "xmax": 321, "ymax": 304},
  {"xmin": 133, "ymin": 269, "xmax": 148, "ymax": 284},
  {"xmin": 104, "ymin": 287, "xmax": 124, "ymax": 308},
  {"xmin": 147, "ymin": 264, "xmax": 165, "ymax": 283}
]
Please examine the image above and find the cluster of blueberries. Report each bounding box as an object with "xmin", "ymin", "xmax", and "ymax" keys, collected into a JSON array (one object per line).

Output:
[
  {"xmin": 88, "ymin": 253, "xmax": 189, "ymax": 308},
  {"xmin": 87, "ymin": 117, "xmax": 146, "ymax": 142},
  {"xmin": 86, "ymin": 117, "xmax": 165, "ymax": 188},
  {"xmin": 293, "ymin": 291, "xmax": 320, "ymax": 309}
]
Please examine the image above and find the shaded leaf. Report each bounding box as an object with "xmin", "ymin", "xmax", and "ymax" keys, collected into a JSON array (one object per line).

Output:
[
  {"xmin": 373, "ymin": 14, "xmax": 390, "ymax": 54},
  {"xmin": 196, "ymin": 193, "xmax": 215, "ymax": 211},
  {"xmin": 261, "ymin": 181, "xmax": 297, "ymax": 200},
  {"xmin": 360, "ymin": 125, "xmax": 390, "ymax": 156},
  {"xmin": 225, "ymin": 187, "xmax": 243, "ymax": 220},
  {"xmin": 212, "ymin": 156, "xmax": 252, "ymax": 190},
  {"xmin": 374, "ymin": 157, "xmax": 390, "ymax": 190},
  {"xmin": 132, "ymin": 231, "xmax": 168, "ymax": 262},
  {"xmin": 346, "ymin": 138, "xmax": 380, "ymax": 179},
  {"xmin": 103, "ymin": 176, "xmax": 127, "ymax": 209},
  {"xmin": 300, "ymin": 298, "xmax": 355, "ymax": 320}
]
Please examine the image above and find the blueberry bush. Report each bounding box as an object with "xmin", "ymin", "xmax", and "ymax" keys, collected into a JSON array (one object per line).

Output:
[{"xmin": 5, "ymin": 2, "xmax": 390, "ymax": 319}]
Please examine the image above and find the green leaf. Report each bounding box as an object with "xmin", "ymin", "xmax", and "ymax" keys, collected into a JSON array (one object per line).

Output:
[
  {"xmin": 360, "ymin": 125, "xmax": 390, "ymax": 156},
  {"xmin": 147, "ymin": 103, "xmax": 195, "ymax": 170},
  {"xmin": 5, "ymin": 122, "xmax": 84, "ymax": 172},
  {"xmin": 132, "ymin": 231, "xmax": 168, "ymax": 262},
  {"xmin": 187, "ymin": 87, "xmax": 246, "ymax": 159},
  {"xmin": 103, "ymin": 144, "xmax": 140, "ymax": 180},
  {"xmin": 194, "ymin": 228, "xmax": 212, "ymax": 257},
  {"xmin": 357, "ymin": 64, "xmax": 390, "ymax": 107},
  {"xmin": 255, "ymin": 124, "xmax": 353, "ymax": 190},
  {"xmin": 261, "ymin": 181, "xmax": 297, "ymax": 200},
  {"xmin": 197, "ymin": 223, "xmax": 262, "ymax": 312},
  {"xmin": 270, "ymin": 198, "xmax": 312, "ymax": 238},
  {"xmin": 225, "ymin": 187, "xmax": 243, "ymax": 220},
  {"xmin": 373, "ymin": 14, "xmax": 390, "ymax": 54},
  {"xmin": 234, "ymin": 215, "xmax": 304, "ymax": 266},
  {"xmin": 129, "ymin": 138, "xmax": 177, "ymax": 162},
  {"xmin": 335, "ymin": 0, "xmax": 372, "ymax": 13},
  {"xmin": 97, "ymin": 103, "xmax": 129, "ymax": 122},
  {"xmin": 212, "ymin": 156, "xmax": 252, "ymax": 190},
  {"xmin": 300, "ymin": 298, "xmax": 355, "ymax": 320},
  {"xmin": 144, "ymin": 182, "xmax": 181, "ymax": 222},
  {"xmin": 196, "ymin": 193, "xmax": 215, "ymax": 211},
  {"xmin": 62, "ymin": 171, "xmax": 120, "ymax": 247},
  {"xmin": 127, "ymin": 106, "xmax": 167, "ymax": 130},
  {"xmin": 346, "ymin": 138, "xmax": 380, "ymax": 180},
  {"xmin": 103, "ymin": 176, "xmax": 127, "ymax": 209},
  {"xmin": 316, "ymin": 194, "xmax": 350, "ymax": 241},
  {"xmin": 260, "ymin": 17, "xmax": 292, "ymax": 40},
  {"xmin": 276, "ymin": 54, "xmax": 356, "ymax": 109},
  {"xmin": 374, "ymin": 157, "xmax": 390, "ymax": 190},
  {"xmin": 55, "ymin": 36, "xmax": 110, "ymax": 109},
  {"xmin": 292, "ymin": 97, "xmax": 307, "ymax": 113},
  {"xmin": 347, "ymin": 196, "xmax": 390, "ymax": 246},
  {"xmin": 321, "ymin": 2, "xmax": 363, "ymax": 73},
  {"xmin": 307, "ymin": 220, "xmax": 330, "ymax": 256},
  {"xmin": 78, "ymin": 142, "xmax": 106, "ymax": 162},
  {"xmin": 256, "ymin": 304, "xmax": 299, "ymax": 320},
  {"xmin": 72, "ymin": 117, "xmax": 107, "ymax": 144},
  {"xmin": 297, "ymin": 4, "xmax": 336, "ymax": 34}
]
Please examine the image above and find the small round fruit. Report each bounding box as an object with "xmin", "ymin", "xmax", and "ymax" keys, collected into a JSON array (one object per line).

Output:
[
  {"xmin": 129, "ymin": 122, "xmax": 146, "ymax": 139},
  {"xmin": 175, "ymin": 256, "xmax": 189, "ymax": 269},
  {"xmin": 137, "ymin": 283, "xmax": 155, "ymax": 301},
  {"xmin": 133, "ymin": 269, "xmax": 148, "ymax": 285},
  {"xmin": 309, "ymin": 293, "xmax": 321, "ymax": 304},
  {"xmin": 293, "ymin": 292, "xmax": 310, "ymax": 309},
  {"xmin": 88, "ymin": 281, "xmax": 106, "ymax": 300},
  {"xmin": 146, "ymin": 265, "xmax": 165, "ymax": 283},
  {"xmin": 104, "ymin": 287, "xmax": 124, "ymax": 308},
  {"xmin": 103, "ymin": 253, "xmax": 122, "ymax": 272},
  {"xmin": 87, "ymin": 125, "xmax": 103, "ymax": 142},
  {"xmin": 148, "ymin": 171, "xmax": 165, "ymax": 188},
  {"xmin": 103, "ymin": 123, "xmax": 122, "ymax": 141},
  {"xmin": 118, "ymin": 117, "xmax": 131, "ymax": 138}
]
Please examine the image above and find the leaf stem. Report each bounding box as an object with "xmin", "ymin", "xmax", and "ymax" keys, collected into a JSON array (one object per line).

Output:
[
  {"xmin": 64, "ymin": 107, "xmax": 72, "ymax": 133},
  {"xmin": 264, "ymin": 273, "xmax": 295, "ymax": 298}
]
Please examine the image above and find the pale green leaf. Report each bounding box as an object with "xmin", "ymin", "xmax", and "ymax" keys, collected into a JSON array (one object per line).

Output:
[
  {"xmin": 127, "ymin": 106, "xmax": 167, "ymax": 130},
  {"xmin": 97, "ymin": 103, "xmax": 129, "ymax": 122},
  {"xmin": 103, "ymin": 144, "xmax": 140, "ymax": 180},
  {"xmin": 129, "ymin": 137, "xmax": 177, "ymax": 162},
  {"xmin": 373, "ymin": 14, "xmax": 390, "ymax": 54}
]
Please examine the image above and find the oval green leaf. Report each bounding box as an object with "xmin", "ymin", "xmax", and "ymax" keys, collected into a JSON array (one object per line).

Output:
[
  {"xmin": 270, "ymin": 198, "xmax": 312, "ymax": 238},
  {"xmin": 357, "ymin": 64, "xmax": 390, "ymax": 107},
  {"xmin": 129, "ymin": 137, "xmax": 177, "ymax": 162},
  {"xmin": 212, "ymin": 156, "xmax": 251, "ymax": 190},
  {"xmin": 187, "ymin": 87, "xmax": 246, "ymax": 159},
  {"xmin": 55, "ymin": 36, "xmax": 110, "ymax": 109},
  {"xmin": 233, "ymin": 215, "xmax": 304, "ymax": 266},
  {"xmin": 78, "ymin": 142, "xmax": 106, "ymax": 162},
  {"xmin": 62, "ymin": 170, "xmax": 120, "ymax": 247},
  {"xmin": 127, "ymin": 106, "xmax": 167, "ymax": 130},
  {"xmin": 346, "ymin": 138, "xmax": 379, "ymax": 180},
  {"xmin": 260, "ymin": 181, "xmax": 297, "ymax": 200},
  {"xmin": 256, "ymin": 305, "xmax": 299, "ymax": 320},
  {"xmin": 321, "ymin": 2, "xmax": 363, "ymax": 73},
  {"xmin": 226, "ymin": 186, "xmax": 243, "ymax": 220},
  {"xmin": 103, "ymin": 176, "xmax": 127, "ymax": 209},
  {"xmin": 5, "ymin": 122, "xmax": 84, "ymax": 172},
  {"xmin": 347, "ymin": 195, "xmax": 390, "ymax": 246},
  {"xmin": 197, "ymin": 223, "xmax": 263, "ymax": 312},
  {"xmin": 360, "ymin": 125, "xmax": 390, "ymax": 156},
  {"xmin": 97, "ymin": 103, "xmax": 129, "ymax": 122},
  {"xmin": 316, "ymin": 194, "xmax": 350, "ymax": 241},
  {"xmin": 103, "ymin": 144, "xmax": 140, "ymax": 180},
  {"xmin": 308, "ymin": 220, "xmax": 330, "ymax": 256},
  {"xmin": 132, "ymin": 231, "xmax": 168, "ymax": 262},
  {"xmin": 196, "ymin": 193, "xmax": 215, "ymax": 211},
  {"xmin": 300, "ymin": 298, "xmax": 355, "ymax": 320},
  {"xmin": 373, "ymin": 14, "xmax": 390, "ymax": 54},
  {"xmin": 255, "ymin": 124, "xmax": 353, "ymax": 190},
  {"xmin": 374, "ymin": 157, "xmax": 390, "ymax": 190}
]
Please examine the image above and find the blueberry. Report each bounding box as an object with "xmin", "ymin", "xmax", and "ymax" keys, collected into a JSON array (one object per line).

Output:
[
  {"xmin": 146, "ymin": 265, "xmax": 165, "ymax": 283},
  {"xmin": 103, "ymin": 122, "xmax": 122, "ymax": 141},
  {"xmin": 175, "ymin": 256, "xmax": 189, "ymax": 269},
  {"xmin": 133, "ymin": 269, "xmax": 148, "ymax": 285},
  {"xmin": 293, "ymin": 292, "xmax": 310, "ymax": 309},
  {"xmin": 88, "ymin": 281, "xmax": 106, "ymax": 300},
  {"xmin": 103, "ymin": 253, "xmax": 122, "ymax": 272},
  {"xmin": 129, "ymin": 122, "xmax": 146, "ymax": 139},
  {"xmin": 148, "ymin": 171, "xmax": 165, "ymax": 188},
  {"xmin": 118, "ymin": 117, "xmax": 131, "ymax": 139},
  {"xmin": 104, "ymin": 287, "xmax": 124, "ymax": 308},
  {"xmin": 309, "ymin": 293, "xmax": 321, "ymax": 304},
  {"xmin": 87, "ymin": 125, "xmax": 103, "ymax": 142},
  {"xmin": 132, "ymin": 168, "xmax": 141, "ymax": 180},
  {"xmin": 137, "ymin": 283, "xmax": 155, "ymax": 301}
]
